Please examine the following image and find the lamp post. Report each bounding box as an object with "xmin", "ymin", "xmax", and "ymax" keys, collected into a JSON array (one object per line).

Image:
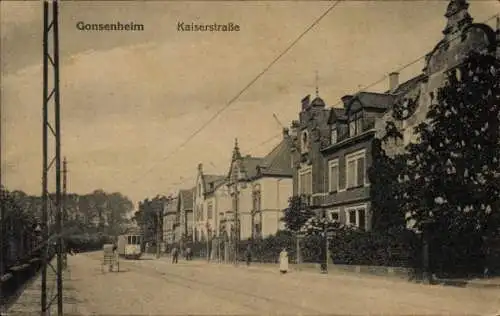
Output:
[
  {"xmin": 276, "ymin": 179, "xmax": 282, "ymax": 233},
  {"xmin": 228, "ymin": 181, "xmax": 241, "ymax": 265},
  {"xmin": 206, "ymin": 221, "xmax": 211, "ymax": 261}
]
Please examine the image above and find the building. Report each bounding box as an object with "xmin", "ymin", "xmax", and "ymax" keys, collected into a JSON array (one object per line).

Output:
[
  {"xmin": 291, "ymin": 0, "xmax": 500, "ymax": 231},
  {"xmin": 291, "ymin": 90, "xmax": 391, "ymax": 230},
  {"xmin": 375, "ymin": 0, "xmax": 500, "ymax": 153},
  {"xmin": 226, "ymin": 130, "xmax": 293, "ymax": 242},
  {"xmin": 193, "ymin": 164, "xmax": 226, "ymax": 242}
]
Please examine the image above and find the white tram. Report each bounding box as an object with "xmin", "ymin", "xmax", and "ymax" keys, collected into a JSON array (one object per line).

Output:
[{"xmin": 117, "ymin": 233, "xmax": 143, "ymax": 259}]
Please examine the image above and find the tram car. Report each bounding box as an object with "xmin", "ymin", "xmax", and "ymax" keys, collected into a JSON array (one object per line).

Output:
[{"xmin": 117, "ymin": 233, "xmax": 143, "ymax": 259}]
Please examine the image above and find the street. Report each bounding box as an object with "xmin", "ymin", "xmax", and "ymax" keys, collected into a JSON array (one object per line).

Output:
[{"xmin": 9, "ymin": 251, "xmax": 498, "ymax": 315}]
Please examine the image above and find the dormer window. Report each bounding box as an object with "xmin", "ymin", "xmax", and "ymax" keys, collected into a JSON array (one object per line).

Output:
[
  {"xmin": 331, "ymin": 124, "xmax": 338, "ymax": 144},
  {"xmin": 349, "ymin": 111, "xmax": 364, "ymax": 137}
]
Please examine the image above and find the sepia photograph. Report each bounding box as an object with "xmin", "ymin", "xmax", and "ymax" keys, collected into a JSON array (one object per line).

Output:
[{"xmin": 1, "ymin": 0, "xmax": 500, "ymax": 315}]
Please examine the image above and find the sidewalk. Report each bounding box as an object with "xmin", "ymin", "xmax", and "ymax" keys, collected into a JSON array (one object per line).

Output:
[
  {"xmin": 6, "ymin": 257, "xmax": 89, "ymax": 315},
  {"xmin": 146, "ymin": 254, "xmax": 500, "ymax": 289},
  {"xmin": 434, "ymin": 276, "xmax": 500, "ymax": 289}
]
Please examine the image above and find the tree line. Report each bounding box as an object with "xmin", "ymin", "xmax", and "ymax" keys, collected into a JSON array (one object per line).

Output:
[{"xmin": 1, "ymin": 186, "xmax": 135, "ymax": 243}]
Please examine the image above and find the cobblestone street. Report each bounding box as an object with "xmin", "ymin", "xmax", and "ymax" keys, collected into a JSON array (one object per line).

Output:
[{"xmin": 7, "ymin": 252, "xmax": 500, "ymax": 315}]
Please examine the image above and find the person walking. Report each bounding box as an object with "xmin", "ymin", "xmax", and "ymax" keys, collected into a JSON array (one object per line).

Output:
[
  {"xmin": 279, "ymin": 248, "xmax": 288, "ymax": 274},
  {"xmin": 245, "ymin": 245, "xmax": 252, "ymax": 266},
  {"xmin": 172, "ymin": 246, "xmax": 178, "ymax": 264}
]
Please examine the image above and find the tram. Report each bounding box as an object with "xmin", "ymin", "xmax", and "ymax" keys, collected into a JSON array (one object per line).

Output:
[{"xmin": 117, "ymin": 233, "xmax": 143, "ymax": 259}]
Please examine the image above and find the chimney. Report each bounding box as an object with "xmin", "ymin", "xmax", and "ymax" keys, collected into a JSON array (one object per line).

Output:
[
  {"xmin": 301, "ymin": 95, "xmax": 311, "ymax": 110},
  {"xmin": 198, "ymin": 163, "xmax": 203, "ymax": 173},
  {"xmin": 389, "ymin": 72, "xmax": 399, "ymax": 92},
  {"xmin": 341, "ymin": 95, "xmax": 353, "ymax": 109}
]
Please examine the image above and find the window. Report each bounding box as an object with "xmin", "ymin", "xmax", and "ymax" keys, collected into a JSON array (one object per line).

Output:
[
  {"xmin": 328, "ymin": 159, "xmax": 339, "ymax": 192},
  {"xmin": 198, "ymin": 183, "xmax": 201, "ymax": 197},
  {"xmin": 345, "ymin": 205, "xmax": 367, "ymax": 230},
  {"xmin": 348, "ymin": 111, "xmax": 364, "ymax": 137},
  {"xmin": 331, "ymin": 125, "xmax": 338, "ymax": 144},
  {"xmin": 301, "ymin": 130, "xmax": 309, "ymax": 153},
  {"xmin": 207, "ymin": 202, "xmax": 213, "ymax": 220},
  {"xmin": 298, "ymin": 167, "xmax": 312, "ymax": 195},
  {"xmin": 327, "ymin": 209, "xmax": 340, "ymax": 221},
  {"xmin": 346, "ymin": 150, "xmax": 366, "ymax": 189},
  {"xmin": 200, "ymin": 204, "xmax": 204, "ymax": 221}
]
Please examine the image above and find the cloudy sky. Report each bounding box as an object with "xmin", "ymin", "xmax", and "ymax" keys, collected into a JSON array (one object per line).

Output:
[{"xmin": 1, "ymin": 0, "xmax": 498, "ymax": 206}]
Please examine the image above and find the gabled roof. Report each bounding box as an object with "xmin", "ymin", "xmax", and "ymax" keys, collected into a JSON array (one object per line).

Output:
[
  {"xmin": 353, "ymin": 92, "xmax": 394, "ymax": 110},
  {"xmin": 328, "ymin": 107, "xmax": 347, "ymax": 124},
  {"xmin": 386, "ymin": 74, "xmax": 426, "ymax": 96},
  {"xmin": 203, "ymin": 174, "xmax": 226, "ymax": 194},
  {"xmin": 165, "ymin": 196, "xmax": 178, "ymax": 214},
  {"xmin": 178, "ymin": 187, "xmax": 195, "ymax": 210},
  {"xmin": 257, "ymin": 138, "xmax": 293, "ymax": 177},
  {"xmin": 240, "ymin": 156, "xmax": 264, "ymax": 180}
]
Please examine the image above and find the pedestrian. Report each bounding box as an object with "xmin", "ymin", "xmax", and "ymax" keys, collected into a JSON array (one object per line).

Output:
[
  {"xmin": 172, "ymin": 246, "xmax": 178, "ymax": 264},
  {"xmin": 245, "ymin": 245, "xmax": 252, "ymax": 266},
  {"xmin": 186, "ymin": 247, "xmax": 192, "ymax": 261},
  {"xmin": 279, "ymin": 248, "xmax": 288, "ymax": 274}
]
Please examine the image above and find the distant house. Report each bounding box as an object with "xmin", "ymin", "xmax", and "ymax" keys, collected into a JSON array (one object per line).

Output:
[
  {"xmin": 226, "ymin": 130, "xmax": 293, "ymax": 241},
  {"xmin": 193, "ymin": 164, "xmax": 227, "ymax": 242}
]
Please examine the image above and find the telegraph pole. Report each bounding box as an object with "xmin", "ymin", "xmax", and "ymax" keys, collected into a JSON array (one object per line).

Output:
[
  {"xmin": 234, "ymin": 182, "xmax": 240, "ymax": 265},
  {"xmin": 62, "ymin": 157, "xmax": 67, "ymax": 267},
  {"xmin": 42, "ymin": 0, "xmax": 64, "ymax": 315}
]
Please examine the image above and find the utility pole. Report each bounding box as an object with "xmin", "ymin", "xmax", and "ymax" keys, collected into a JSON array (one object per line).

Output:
[
  {"xmin": 62, "ymin": 157, "xmax": 67, "ymax": 268},
  {"xmin": 234, "ymin": 183, "xmax": 240, "ymax": 265},
  {"xmin": 42, "ymin": 0, "xmax": 63, "ymax": 315},
  {"xmin": 156, "ymin": 196, "xmax": 167, "ymax": 259},
  {"xmin": 156, "ymin": 199, "xmax": 161, "ymax": 259}
]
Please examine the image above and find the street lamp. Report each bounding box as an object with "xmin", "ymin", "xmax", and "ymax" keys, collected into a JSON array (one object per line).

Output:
[
  {"xmin": 205, "ymin": 221, "xmax": 211, "ymax": 261},
  {"xmin": 276, "ymin": 179, "xmax": 283, "ymax": 233},
  {"xmin": 228, "ymin": 173, "xmax": 245, "ymax": 265}
]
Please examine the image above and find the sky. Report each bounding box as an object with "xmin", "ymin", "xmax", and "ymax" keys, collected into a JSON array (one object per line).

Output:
[{"xmin": 1, "ymin": 0, "xmax": 499, "ymax": 207}]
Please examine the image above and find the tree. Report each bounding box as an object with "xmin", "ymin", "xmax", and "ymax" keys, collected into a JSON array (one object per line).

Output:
[
  {"xmin": 398, "ymin": 52, "xmax": 500, "ymax": 275},
  {"xmin": 281, "ymin": 195, "xmax": 314, "ymax": 233},
  {"xmin": 368, "ymin": 137, "xmax": 407, "ymax": 232}
]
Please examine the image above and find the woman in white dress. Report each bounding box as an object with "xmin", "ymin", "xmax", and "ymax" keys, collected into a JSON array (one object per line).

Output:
[{"xmin": 279, "ymin": 248, "xmax": 288, "ymax": 274}]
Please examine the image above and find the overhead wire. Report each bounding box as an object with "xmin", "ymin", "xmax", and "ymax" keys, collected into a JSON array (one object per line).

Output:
[
  {"xmin": 127, "ymin": 0, "xmax": 344, "ymax": 186},
  {"xmin": 329, "ymin": 13, "xmax": 500, "ymax": 108},
  {"xmin": 160, "ymin": 11, "xmax": 500, "ymax": 193}
]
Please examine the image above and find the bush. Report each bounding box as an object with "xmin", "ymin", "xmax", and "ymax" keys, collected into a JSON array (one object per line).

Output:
[
  {"xmin": 237, "ymin": 231, "xmax": 296, "ymax": 263},
  {"xmin": 328, "ymin": 228, "xmax": 419, "ymax": 267}
]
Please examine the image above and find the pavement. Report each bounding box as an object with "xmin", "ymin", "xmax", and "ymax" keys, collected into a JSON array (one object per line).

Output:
[
  {"xmin": 5, "ymin": 257, "xmax": 89, "ymax": 315},
  {"xmin": 6, "ymin": 252, "xmax": 500, "ymax": 315},
  {"xmin": 152, "ymin": 254, "xmax": 500, "ymax": 289}
]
